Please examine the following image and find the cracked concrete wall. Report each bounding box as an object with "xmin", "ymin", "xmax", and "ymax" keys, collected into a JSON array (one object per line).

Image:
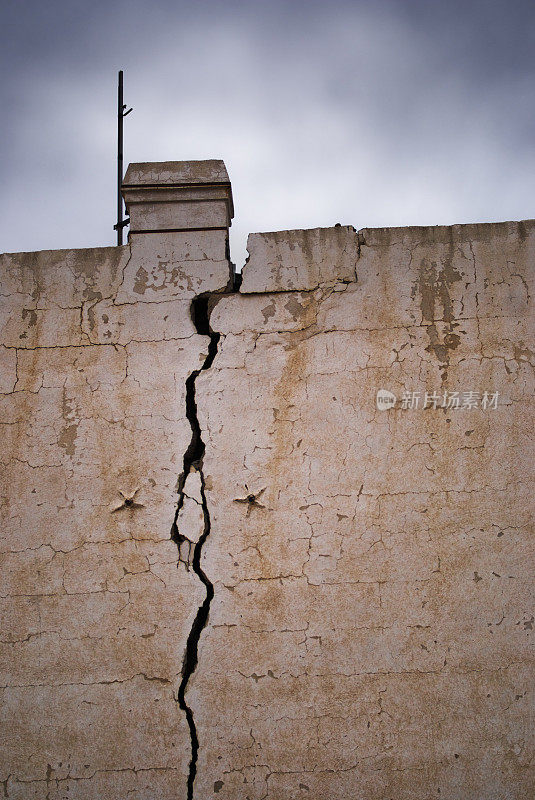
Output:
[
  {"xmin": 1, "ymin": 160, "xmax": 533, "ymax": 800},
  {"xmin": 194, "ymin": 222, "xmax": 534, "ymax": 799},
  {"xmin": 0, "ymin": 162, "xmax": 233, "ymax": 798}
]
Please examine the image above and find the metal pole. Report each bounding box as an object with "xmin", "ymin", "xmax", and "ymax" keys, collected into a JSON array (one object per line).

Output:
[
  {"xmin": 117, "ymin": 70, "xmax": 124, "ymax": 246},
  {"xmin": 114, "ymin": 71, "xmax": 132, "ymax": 245}
]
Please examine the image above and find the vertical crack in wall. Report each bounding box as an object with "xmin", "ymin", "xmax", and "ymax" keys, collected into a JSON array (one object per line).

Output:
[{"xmin": 171, "ymin": 293, "xmax": 220, "ymax": 800}]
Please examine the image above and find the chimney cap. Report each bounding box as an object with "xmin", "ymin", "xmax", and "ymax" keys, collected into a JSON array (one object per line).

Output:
[{"xmin": 123, "ymin": 159, "xmax": 230, "ymax": 188}]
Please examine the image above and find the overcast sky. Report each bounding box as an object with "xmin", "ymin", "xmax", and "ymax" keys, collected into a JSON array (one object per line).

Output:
[{"xmin": 1, "ymin": 0, "xmax": 534, "ymax": 268}]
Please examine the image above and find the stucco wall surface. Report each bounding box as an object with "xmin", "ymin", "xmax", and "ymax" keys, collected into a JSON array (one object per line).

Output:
[
  {"xmin": 0, "ymin": 160, "xmax": 533, "ymax": 800},
  {"xmin": 0, "ymin": 230, "xmax": 231, "ymax": 799},
  {"xmin": 194, "ymin": 221, "xmax": 534, "ymax": 799}
]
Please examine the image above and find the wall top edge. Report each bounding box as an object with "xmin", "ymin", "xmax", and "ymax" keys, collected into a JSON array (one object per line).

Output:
[
  {"xmin": 246, "ymin": 218, "xmax": 535, "ymax": 242},
  {"xmin": 358, "ymin": 217, "xmax": 535, "ymax": 245},
  {"xmin": 0, "ymin": 243, "xmax": 129, "ymax": 261}
]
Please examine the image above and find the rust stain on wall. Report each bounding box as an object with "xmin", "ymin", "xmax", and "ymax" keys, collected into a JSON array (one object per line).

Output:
[{"xmin": 412, "ymin": 251, "xmax": 463, "ymax": 381}]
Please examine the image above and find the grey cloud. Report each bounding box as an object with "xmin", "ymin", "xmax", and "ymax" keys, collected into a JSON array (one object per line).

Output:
[{"xmin": 1, "ymin": 0, "xmax": 534, "ymax": 268}]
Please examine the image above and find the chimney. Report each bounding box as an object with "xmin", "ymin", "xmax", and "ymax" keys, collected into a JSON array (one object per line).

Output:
[
  {"xmin": 121, "ymin": 160, "xmax": 234, "ymax": 235},
  {"xmin": 115, "ymin": 160, "xmax": 234, "ymax": 304}
]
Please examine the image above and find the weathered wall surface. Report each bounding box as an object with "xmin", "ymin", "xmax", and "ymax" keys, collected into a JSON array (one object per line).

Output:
[
  {"xmin": 195, "ymin": 222, "xmax": 534, "ymax": 799},
  {"xmin": 1, "ymin": 160, "xmax": 533, "ymax": 800},
  {"xmin": 0, "ymin": 162, "xmax": 233, "ymax": 799}
]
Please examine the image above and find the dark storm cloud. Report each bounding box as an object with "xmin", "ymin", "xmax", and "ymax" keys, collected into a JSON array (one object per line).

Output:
[{"xmin": 1, "ymin": 0, "xmax": 534, "ymax": 267}]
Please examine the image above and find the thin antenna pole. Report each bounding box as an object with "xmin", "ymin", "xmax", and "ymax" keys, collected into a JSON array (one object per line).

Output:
[
  {"xmin": 115, "ymin": 70, "xmax": 132, "ymax": 245},
  {"xmin": 117, "ymin": 70, "xmax": 124, "ymax": 245}
]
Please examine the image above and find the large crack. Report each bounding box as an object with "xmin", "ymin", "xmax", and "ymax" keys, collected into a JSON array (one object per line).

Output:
[{"xmin": 171, "ymin": 293, "xmax": 220, "ymax": 800}]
